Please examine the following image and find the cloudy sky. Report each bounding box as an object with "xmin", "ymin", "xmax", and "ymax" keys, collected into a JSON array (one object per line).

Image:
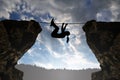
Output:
[{"xmin": 0, "ymin": 0, "xmax": 120, "ymax": 69}]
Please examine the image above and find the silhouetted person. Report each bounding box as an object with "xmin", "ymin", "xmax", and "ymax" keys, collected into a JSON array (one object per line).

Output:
[{"xmin": 50, "ymin": 19, "xmax": 70, "ymax": 43}]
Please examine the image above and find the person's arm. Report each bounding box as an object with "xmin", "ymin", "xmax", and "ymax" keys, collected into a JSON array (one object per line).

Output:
[{"xmin": 61, "ymin": 23, "xmax": 64, "ymax": 32}]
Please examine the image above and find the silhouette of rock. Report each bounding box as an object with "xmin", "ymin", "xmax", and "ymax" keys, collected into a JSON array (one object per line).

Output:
[
  {"xmin": 83, "ymin": 20, "xmax": 120, "ymax": 80},
  {"xmin": 0, "ymin": 20, "xmax": 42, "ymax": 80}
]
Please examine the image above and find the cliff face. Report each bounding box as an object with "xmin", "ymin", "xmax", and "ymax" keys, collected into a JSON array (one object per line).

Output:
[
  {"xmin": 0, "ymin": 20, "xmax": 42, "ymax": 80},
  {"xmin": 83, "ymin": 20, "xmax": 120, "ymax": 80}
]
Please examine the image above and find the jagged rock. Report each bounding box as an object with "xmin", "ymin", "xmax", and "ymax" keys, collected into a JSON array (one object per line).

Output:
[
  {"xmin": 0, "ymin": 20, "xmax": 42, "ymax": 80},
  {"xmin": 83, "ymin": 20, "xmax": 120, "ymax": 80}
]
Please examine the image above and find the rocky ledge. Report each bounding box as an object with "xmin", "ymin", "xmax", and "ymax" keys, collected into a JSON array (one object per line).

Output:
[
  {"xmin": 83, "ymin": 20, "xmax": 120, "ymax": 80},
  {"xmin": 0, "ymin": 20, "xmax": 42, "ymax": 80}
]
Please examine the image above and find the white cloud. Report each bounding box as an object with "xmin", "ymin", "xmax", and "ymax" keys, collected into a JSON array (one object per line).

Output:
[
  {"xmin": 33, "ymin": 62, "xmax": 54, "ymax": 69},
  {"xmin": 20, "ymin": 15, "xmax": 35, "ymax": 20},
  {"xmin": 0, "ymin": 0, "xmax": 21, "ymax": 19},
  {"xmin": 0, "ymin": 11, "xmax": 10, "ymax": 19},
  {"xmin": 62, "ymin": 54, "xmax": 84, "ymax": 65},
  {"xmin": 27, "ymin": 48, "xmax": 35, "ymax": 57},
  {"xmin": 60, "ymin": 51, "xmax": 100, "ymax": 69},
  {"xmin": 1, "ymin": 0, "xmax": 120, "ymax": 21}
]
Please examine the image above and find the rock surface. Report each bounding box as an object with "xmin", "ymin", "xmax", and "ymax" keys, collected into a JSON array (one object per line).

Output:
[
  {"xmin": 0, "ymin": 20, "xmax": 42, "ymax": 80},
  {"xmin": 83, "ymin": 20, "xmax": 120, "ymax": 80}
]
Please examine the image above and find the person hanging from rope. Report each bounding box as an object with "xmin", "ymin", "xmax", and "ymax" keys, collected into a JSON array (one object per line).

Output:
[{"xmin": 50, "ymin": 18, "xmax": 70, "ymax": 43}]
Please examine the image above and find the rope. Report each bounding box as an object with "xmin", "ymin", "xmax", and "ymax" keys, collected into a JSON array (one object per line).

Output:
[{"xmin": 39, "ymin": 22, "xmax": 85, "ymax": 24}]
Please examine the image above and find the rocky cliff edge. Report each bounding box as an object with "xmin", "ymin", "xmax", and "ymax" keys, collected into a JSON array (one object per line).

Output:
[
  {"xmin": 0, "ymin": 20, "xmax": 42, "ymax": 80},
  {"xmin": 83, "ymin": 20, "xmax": 120, "ymax": 80}
]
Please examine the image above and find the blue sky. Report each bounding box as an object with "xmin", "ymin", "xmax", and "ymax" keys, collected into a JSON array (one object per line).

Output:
[{"xmin": 0, "ymin": 0, "xmax": 120, "ymax": 69}]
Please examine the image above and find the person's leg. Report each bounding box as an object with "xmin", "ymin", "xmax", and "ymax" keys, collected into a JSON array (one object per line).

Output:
[
  {"xmin": 50, "ymin": 19, "xmax": 59, "ymax": 29},
  {"xmin": 61, "ymin": 23, "xmax": 64, "ymax": 33}
]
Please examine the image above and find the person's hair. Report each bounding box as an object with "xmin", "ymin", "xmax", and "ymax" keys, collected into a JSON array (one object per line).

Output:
[{"xmin": 66, "ymin": 35, "xmax": 69, "ymax": 43}]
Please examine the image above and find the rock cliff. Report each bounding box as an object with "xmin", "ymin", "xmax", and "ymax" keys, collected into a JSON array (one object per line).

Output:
[
  {"xmin": 83, "ymin": 20, "xmax": 120, "ymax": 80},
  {"xmin": 0, "ymin": 20, "xmax": 42, "ymax": 80}
]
